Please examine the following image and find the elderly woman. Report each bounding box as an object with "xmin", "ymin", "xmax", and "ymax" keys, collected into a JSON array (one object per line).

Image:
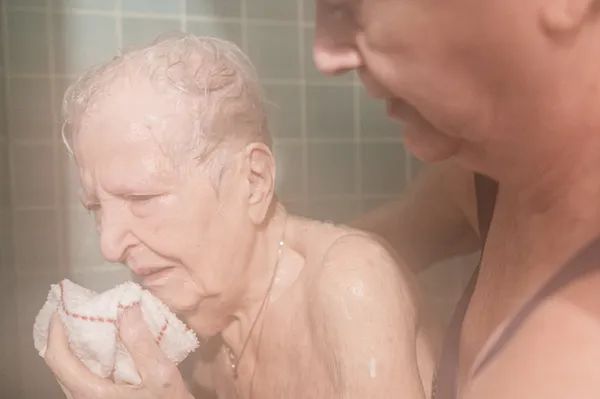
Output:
[{"xmin": 43, "ymin": 34, "xmax": 439, "ymax": 399}]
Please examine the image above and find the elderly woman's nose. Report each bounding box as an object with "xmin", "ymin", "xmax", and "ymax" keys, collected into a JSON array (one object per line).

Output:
[{"xmin": 98, "ymin": 208, "xmax": 136, "ymax": 263}]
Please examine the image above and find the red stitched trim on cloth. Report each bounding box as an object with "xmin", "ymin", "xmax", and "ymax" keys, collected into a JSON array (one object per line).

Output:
[{"xmin": 57, "ymin": 281, "xmax": 189, "ymax": 343}]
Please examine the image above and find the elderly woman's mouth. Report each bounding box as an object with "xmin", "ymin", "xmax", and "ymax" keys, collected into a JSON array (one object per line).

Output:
[{"xmin": 133, "ymin": 266, "xmax": 175, "ymax": 287}]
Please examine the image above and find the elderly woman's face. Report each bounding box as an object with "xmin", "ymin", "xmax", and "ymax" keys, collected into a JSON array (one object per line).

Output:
[{"xmin": 72, "ymin": 79, "xmax": 255, "ymax": 337}]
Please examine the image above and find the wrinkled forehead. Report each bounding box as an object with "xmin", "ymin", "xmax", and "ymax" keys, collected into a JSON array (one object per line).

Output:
[
  {"xmin": 74, "ymin": 76, "xmax": 192, "ymax": 157},
  {"xmin": 85, "ymin": 74, "xmax": 188, "ymax": 127},
  {"xmin": 73, "ymin": 114, "xmax": 183, "ymax": 201}
]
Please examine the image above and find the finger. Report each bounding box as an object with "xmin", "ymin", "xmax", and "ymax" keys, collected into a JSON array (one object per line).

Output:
[
  {"xmin": 45, "ymin": 313, "xmax": 111, "ymax": 396},
  {"xmin": 119, "ymin": 304, "xmax": 177, "ymax": 386}
]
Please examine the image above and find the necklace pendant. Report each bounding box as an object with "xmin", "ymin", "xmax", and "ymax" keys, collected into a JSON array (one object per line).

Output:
[{"xmin": 227, "ymin": 347, "xmax": 239, "ymax": 379}]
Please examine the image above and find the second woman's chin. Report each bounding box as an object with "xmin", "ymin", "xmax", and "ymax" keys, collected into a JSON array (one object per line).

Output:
[{"xmin": 402, "ymin": 121, "xmax": 461, "ymax": 162}]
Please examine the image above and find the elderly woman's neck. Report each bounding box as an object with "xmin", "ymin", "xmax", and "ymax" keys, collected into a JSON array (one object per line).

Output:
[
  {"xmin": 220, "ymin": 202, "xmax": 288, "ymax": 349},
  {"xmin": 243, "ymin": 203, "xmax": 288, "ymax": 303}
]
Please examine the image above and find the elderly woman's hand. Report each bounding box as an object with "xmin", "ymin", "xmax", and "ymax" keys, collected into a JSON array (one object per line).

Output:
[{"xmin": 44, "ymin": 305, "xmax": 193, "ymax": 399}]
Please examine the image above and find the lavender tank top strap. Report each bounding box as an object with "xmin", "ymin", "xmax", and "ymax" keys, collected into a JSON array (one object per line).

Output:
[
  {"xmin": 472, "ymin": 233, "xmax": 600, "ymax": 378},
  {"xmin": 431, "ymin": 173, "xmax": 498, "ymax": 399}
]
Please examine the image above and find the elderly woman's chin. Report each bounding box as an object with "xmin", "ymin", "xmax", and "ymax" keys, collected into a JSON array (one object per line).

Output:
[{"xmin": 135, "ymin": 269, "xmax": 204, "ymax": 314}]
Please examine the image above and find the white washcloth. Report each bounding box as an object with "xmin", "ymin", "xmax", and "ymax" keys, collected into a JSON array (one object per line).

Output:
[{"xmin": 33, "ymin": 279, "xmax": 199, "ymax": 385}]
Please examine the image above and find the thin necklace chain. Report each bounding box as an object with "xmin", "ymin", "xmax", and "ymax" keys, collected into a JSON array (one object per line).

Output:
[{"xmin": 226, "ymin": 235, "xmax": 285, "ymax": 379}]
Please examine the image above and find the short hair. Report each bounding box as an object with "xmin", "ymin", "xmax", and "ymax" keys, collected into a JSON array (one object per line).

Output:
[{"xmin": 61, "ymin": 32, "xmax": 271, "ymax": 169}]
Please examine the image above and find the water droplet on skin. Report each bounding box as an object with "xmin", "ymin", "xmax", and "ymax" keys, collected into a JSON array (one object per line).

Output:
[{"xmin": 369, "ymin": 356, "xmax": 377, "ymax": 378}]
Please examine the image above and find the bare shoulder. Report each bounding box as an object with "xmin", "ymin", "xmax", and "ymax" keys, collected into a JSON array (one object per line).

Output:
[
  {"xmin": 288, "ymin": 216, "xmax": 427, "ymax": 334},
  {"xmin": 305, "ymin": 226, "xmax": 421, "ymax": 314},
  {"xmin": 465, "ymin": 275, "xmax": 600, "ymax": 399},
  {"xmin": 297, "ymin": 225, "xmax": 429, "ymax": 397},
  {"xmin": 299, "ymin": 223, "xmax": 424, "ymax": 337}
]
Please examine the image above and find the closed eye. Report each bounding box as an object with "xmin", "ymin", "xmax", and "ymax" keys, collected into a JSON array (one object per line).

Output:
[
  {"xmin": 124, "ymin": 194, "xmax": 157, "ymax": 202},
  {"xmin": 125, "ymin": 194, "xmax": 161, "ymax": 217}
]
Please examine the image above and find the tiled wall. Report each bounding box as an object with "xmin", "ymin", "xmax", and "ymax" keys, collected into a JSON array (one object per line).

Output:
[
  {"xmin": 1, "ymin": 1, "xmax": 474, "ymax": 397},
  {"xmin": 0, "ymin": 1, "xmax": 20, "ymax": 396}
]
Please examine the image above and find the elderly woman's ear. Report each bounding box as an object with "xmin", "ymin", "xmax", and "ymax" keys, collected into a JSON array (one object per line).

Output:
[{"xmin": 241, "ymin": 143, "xmax": 277, "ymax": 225}]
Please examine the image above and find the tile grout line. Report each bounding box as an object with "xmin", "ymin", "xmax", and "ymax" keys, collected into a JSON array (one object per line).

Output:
[
  {"xmin": 5, "ymin": 5, "xmax": 315, "ymax": 27},
  {"xmin": 0, "ymin": 0, "xmax": 18, "ymax": 288},
  {"xmin": 46, "ymin": 0, "xmax": 66, "ymax": 276},
  {"xmin": 298, "ymin": 0, "xmax": 309, "ymax": 214},
  {"xmin": 240, "ymin": 0, "xmax": 248, "ymax": 53},
  {"xmin": 115, "ymin": 0, "xmax": 123, "ymax": 53},
  {"xmin": 180, "ymin": 0, "xmax": 187, "ymax": 32},
  {"xmin": 2, "ymin": 0, "xmax": 18, "ymax": 283}
]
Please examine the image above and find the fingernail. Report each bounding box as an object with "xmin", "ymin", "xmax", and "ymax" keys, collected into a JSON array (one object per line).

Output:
[{"xmin": 118, "ymin": 304, "xmax": 144, "ymax": 340}]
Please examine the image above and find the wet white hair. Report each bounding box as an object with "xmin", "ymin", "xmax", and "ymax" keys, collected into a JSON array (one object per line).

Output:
[{"xmin": 61, "ymin": 32, "xmax": 271, "ymax": 170}]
